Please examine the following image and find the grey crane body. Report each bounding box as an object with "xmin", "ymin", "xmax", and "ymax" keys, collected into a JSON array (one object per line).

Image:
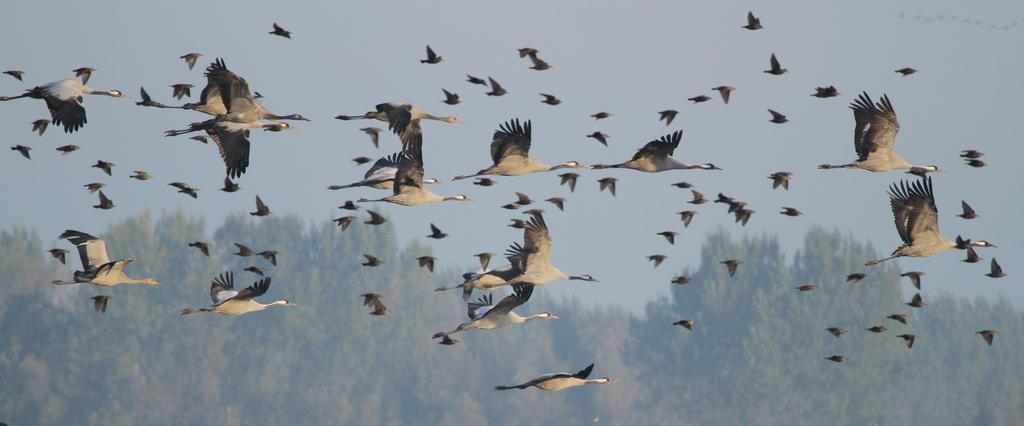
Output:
[
  {"xmin": 495, "ymin": 363, "xmax": 613, "ymax": 391},
  {"xmin": 592, "ymin": 130, "xmax": 720, "ymax": 172},
  {"xmin": 55, "ymin": 230, "xmax": 158, "ymax": 287},
  {"xmin": 453, "ymin": 119, "xmax": 583, "ymax": 180},
  {"xmin": 1, "ymin": 79, "xmax": 126, "ymax": 133},
  {"xmin": 867, "ymin": 177, "xmax": 956, "ymax": 265},
  {"xmin": 432, "ymin": 284, "xmax": 556, "ymax": 339},
  {"xmin": 180, "ymin": 271, "xmax": 295, "ymax": 316}
]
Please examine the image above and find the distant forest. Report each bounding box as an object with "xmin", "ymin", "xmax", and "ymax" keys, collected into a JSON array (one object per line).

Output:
[{"xmin": 0, "ymin": 212, "xmax": 1020, "ymax": 425}]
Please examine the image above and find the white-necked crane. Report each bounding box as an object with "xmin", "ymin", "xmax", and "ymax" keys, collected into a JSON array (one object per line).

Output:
[
  {"xmin": 867, "ymin": 177, "xmax": 956, "ymax": 265},
  {"xmin": 53, "ymin": 230, "xmax": 159, "ymax": 286},
  {"xmin": 357, "ymin": 129, "xmax": 469, "ymax": 206},
  {"xmin": 180, "ymin": 271, "xmax": 295, "ymax": 316},
  {"xmin": 453, "ymin": 119, "xmax": 584, "ymax": 180},
  {"xmin": 335, "ymin": 102, "xmax": 463, "ymax": 142},
  {"xmin": 328, "ymin": 152, "xmax": 440, "ymax": 190},
  {"xmin": 432, "ymin": 284, "xmax": 556, "ymax": 341},
  {"xmin": 0, "ymin": 78, "xmax": 127, "ymax": 133},
  {"xmin": 819, "ymin": 92, "xmax": 941, "ymax": 172},
  {"xmin": 592, "ymin": 130, "xmax": 721, "ymax": 172},
  {"xmin": 494, "ymin": 363, "xmax": 614, "ymax": 391}
]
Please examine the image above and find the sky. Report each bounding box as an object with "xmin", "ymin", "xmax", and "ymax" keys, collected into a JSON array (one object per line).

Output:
[{"xmin": 1, "ymin": 0, "xmax": 1022, "ymax": 313}]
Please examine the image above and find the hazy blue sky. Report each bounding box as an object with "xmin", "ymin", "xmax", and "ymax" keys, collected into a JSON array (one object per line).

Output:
[{"xmin": 2, "ymin": 0, "xmax": 1022, "ymax": 313}]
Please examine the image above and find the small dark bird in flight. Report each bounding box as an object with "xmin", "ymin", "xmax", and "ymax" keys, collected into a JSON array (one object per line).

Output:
[
  {"xmin": 826, "ymin": 327, "xmax": 846, "ymax": 338},
  {"xmin": 689, "ymin": 190, "xmax": 708, "ymax": 205},
  {"xmin": 734, "ymin": 209, "xmax": 754, "ymax": 226},
  {"xmin": 473, "ymin": 178, "xmax": 496, "ymax": 187},
  {"xmin": 897, "ymin": 334, "xmax": 917, "ymax": 348},
  {"xmin": 712, "ymin": 86, "xmax": 735, "ymax": 104},
  {"xmin": 220, "ymin": 177, "xmax": 240, "ymax": 192},
  {"xmin": 438, "ymin": 335, "xmax": 458, "ymax": 345},
  {"xmin": 486, "ymin": 77, "xmax": 507, "ymax": 96},
  {"xmin": 11, "ymin": 145, "xmax": 31, "ymax": 159},
  {"xmin": 598, "ymin": 177, "xmax": 617, "ymax": 196},
  {"xmin": 92, "ymin": 160, "xmax": 114, "ymax": 176},
  {"xmin": 647, "ymin": 255, "xmax": 667, "ymax": 268},
  {"xmin": 250, "ymin": 195, "xmax": 271, "ymax": 216},
  {"xmin": 362, "ymin": 255, "xmax": 384, "ymax": 267},
  {"xmin": 528, "ymin": 54, "xmax": 551, "ymax": 70},
  {"xmin": 887, "ymin": 314, "xmax": 909, "ymax": 325},
  {"xmin": 957, "ymin": 201, "xmax": 977, "ymax": 219},
  {"xmin": 812, "ymin": 86, "xmax": 840, "ymax": 98},
  {"xmin": 963, "ymin": 247, "xmax": 982, "ymax": 263},
  {"xmin": 518, "ymin": 47, "xmax": 538, "ymax": 57},
  {"xmin": 678, "ymin": 210, "xmax": 696, "ymax": 227},
  {"xmin": 427, "ymin": 223, "xmax": 448, "ymax": 239},
  {"xmin": 94, "ymin": 191, "xmax": 115, "ymax": 210},
  {"xmin": 91, "ymin": 295, "xmax": 111, "ymax": 313},
  {"xmin": 540, "ymin": 94, "xmax": 561, "ymax": 105},
  {"xmin": 417, "ymin": 256, "xmax": 436, "ymax": 273},
  {"xmin": 688, "ymin": 95, "xmax": 711, "ymax": 103},
  {"xmin": 895, "ymin": 67, "xmax": 917, "ymax": 77},
  {"xmin": 508, "ymin": 219, "xmax": 527, "ymax": 229},
  {"xmin": 513, "ymin": 192, "xmax": 533, "ymax": 206},
  {"xmin": 674, "ymin": 320, "xmax": 695, "ymax": 330},
  {"xmin": 826, "ymin": 355, "xmax": 847, "ymax": 363},
  {"xmin": 421, "ymin": 45, "xmax": 442, "ymax": 64},
  {"xmin": 768, "ymin": 109, "xmax": 788, "ymax": 123},
  {"xmin": 475, "ymin": 253, "xmax": 496, "ymax": 270},
  {"xmin": 129, "ymin": 171, "xmax": 151, "ymax": 181},
  {"xmin": 190, "ymin": 135, "xmax": 208, "ymax": 144},
  {"xmin": 846, "ymin": 273, "xmax": 866, "ymax": 283},
  {"xmin": 977, "ymin": 330, "xmax": 997, "ymax": 346},
  {"xmin": 258, "ymin": 250, "xmax": 278, "ymax": 266},
  {"xmin": 721, "ymin": 260, "xmax": 742, "ymax": 277},
  {"xmin": 768, "ymin": 172, "xmax": 792, "ymax": 190},
  {"xmin": 244, "ymin": 266, "xmax": 266, "ymax": 276},
  {"xmin": 559, "ymin": 173, "xmax": 579, "ymax": 192},
  {"xmin": 466, "ymin": 75, "xmax": 487, "ymax": 85},
  {"xmin": 780, "ymin": 207, "xmax": 802, "ymax": 217},
  {"xmin": 959, "ymin": 150, "xmax": 983, "ymax": 159},
  {"xmin": 169, "ymin": 182, "xmax": 200, "ymax": 199},
  {"xmin": 715, "ymin": 193, "xmax": 734, "ymax": 205},
  {"xmin": 764, "ymin": 54, "xmax": 786, "ymax": 75},
  {"xmin": 32, "ymin": 119, "xmax": 49, "ymax": 135},
  {"xmin": 49, "ymin": 248, "xmax": 68, "ymax": 264},
  {"xmin": 270, "ymin": 23, "xmax": 291, "ymax": 38},
  {"xmin": 170, "ymin": 84, "xmax": 192, "ymax": 100},
  {"xmin": 866, "ymin": 325, "xmax": 888, "ymax": 333},
  {"xmin": 587, "ymin": 131, "xmax": 609, "ymax": 146},
  {"xmin": 591, "ymin": 112, "xmax": 612, "ymax": 120},
  {"xmin": 795, "ymin": 284, "xmax": 817, "ymax": 292},
  {"xmin": 360, "ymin": 127, "xmax": 381, "ymax": 148},
  {"xmin": 965, "ymin": 159, "xmax": 986, "ymax": 168},
  {"xmin": 546, "ymin": 197, "xmax": 565, "ymax": 211},
  {"xmin": 672, "ymin": 276, "xmax": 692, "ymax": 285},
  {"xmin": 986, "ymin": 258, "xmax": 1005, "ymax": 278},
  {"xmin": 521, "ymin": 209, "xmax": 545, "ymax": 217},
  {"xmin": 73, "ymin": 67, "xmax": 95, "ymax": 84},
  {"xmin": 3, "ymin": 70, "xmax": 24, "ymax": 81},
  {"xmin": 658, "ymin": 231, "xmax": 679, "ymax": 245},
  {"xmin": 442, "ymin": 89, "xmax": 459, "ymax": 105},
  {"xmin": 56, "ymin": 145, "xmax": 79, "ymax": 155},
  {"xmin": 742, "ymin": 11, "xmax": 762, "ymax": 30},
  {"xmin": 234, "ymin": 243, "xmax": 254, "ymax": 257},
  {"xmin": 181, "ymin": 53, "xmax": 202, "ymax": 70},
  {"xmin": 659, "ymin": 110, "xmax": 678, "ymax": 126},
  {"xmin": 361, "ymin": 293, "xmax": 388, "ymax": 315},
  {"xmin": 672, "ymin": 181, "xmax": 693, "ymax": 189},
  {"xmin": 188, "ymin": 241, "xmax": 211, "ymax": 256},
  {"xmin": 906, "ymin": 293, "xmax": 926, "ymax": 308},
  {"xmin": 333, "ymin": 216, "xmax": 356, "ymax": 231},
  {"xmin": 504, "ymin": 205, "xmax": 521, "ymax": 212},
  {"xmin": 338, "ymin": 201, "xmax": 360, "ymax": 211},
  {"xmin": 84, "ymin": 183, "xmax": 106, "ymax": 194},
  {"xmin": 901, "ymin": 271, "xmax": 925, "ymax": 290},
  {"xmin": 365, "ymin": 210, "xmax": 387, "ymax": 225}
]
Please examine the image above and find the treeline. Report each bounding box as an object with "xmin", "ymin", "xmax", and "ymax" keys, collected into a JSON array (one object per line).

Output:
[{"xmin": 0, "ymin": 212, "xmax": 1020, "ymax": 425}]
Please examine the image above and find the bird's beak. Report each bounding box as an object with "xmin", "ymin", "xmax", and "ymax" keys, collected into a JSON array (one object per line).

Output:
[
  {"xmin": 550, "ymin": 315, "xmax": 560, "ymax": 320},
  {"xmin": 301, "ymin": 117, "xmax": 311, "ymax": 121}
]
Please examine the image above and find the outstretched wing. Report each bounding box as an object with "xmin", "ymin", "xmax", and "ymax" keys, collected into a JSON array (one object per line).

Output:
[
  {"xmin": 210, "ymin": 271, "xmax": 237, "ymax": 303},
  {"xmin": 573, "ymin": 363, "xmax": 595, "ymax": 379},
  {"xmin": 376, "ymin": 103, "xmax": 414, "ymax": 139},
  {"xmin": 850, "ymin": 92, "xmax": 900, "ymax": 161},
  {"xmin": 59, "ymin": 230, "xmax": 110, "ymax": 269},
  {"xmin": 889, "ymin": 177, "xmax": 939, "ymax": 245},
  {"xmin": 206, "ymin": 121, "xmax": 251, "ymax": 178},
  {"xmin": 393, "ymin": 131, "xmax": 425, "ymax": 195},
  {"xmin": 490, "ymin": 119, "xmax": 532, "ymax": 165},
  {"xmin": 484, "ymin": 284, "xmax": 534, "ymax": 318},
  {"xmin": 229, "ymin": 277, "xmax": 271, "ymax": 302},
  {"xmin": 467, "ymin": 293, "xmax": 493, "ymax": 320},
  {"xmin": 364, "ymin": 153, "xmax": 402, "ymax": 179},
  {"xmin": 206, "ymin": 58, "xmax": 257, "ymax": 115},
  {"xmin": 520, "ymin": 212, "xmax": 553, "ymax": 273},
  {"xmin": 631, "ymin": 130, "xmax": 681, "ymax": 161}
]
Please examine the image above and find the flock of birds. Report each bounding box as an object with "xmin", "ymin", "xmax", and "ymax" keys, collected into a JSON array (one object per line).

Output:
[{"xmin": 1, "ymin": 13, "xmax": 1008, "ymax": 391}]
